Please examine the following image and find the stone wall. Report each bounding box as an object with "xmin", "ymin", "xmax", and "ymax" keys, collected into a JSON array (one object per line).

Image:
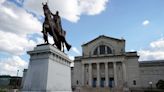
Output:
[{"xmin": 139, "ymin": 61, "xmax": 164, "ymax": 88}]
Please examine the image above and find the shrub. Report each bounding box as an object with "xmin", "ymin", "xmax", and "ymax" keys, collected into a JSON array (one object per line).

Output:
[{"xmin": 156, "ymin": 80, "xmax": 164, "ymax": 89}]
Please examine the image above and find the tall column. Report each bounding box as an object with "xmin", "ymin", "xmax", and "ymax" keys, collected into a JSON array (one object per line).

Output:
[
  {"xmin": 113, "ymin": 62, "xmax": 117, "ymax": 87},
  {"xmin": 105, "ymin": 62, "xmax": 109, "ymax": 87},
  {"xmin": 97, "ymin": 63, "xmax": 100, "ymax": 87},
  {"xmin": 122, "ymin": 62, "xmax": 127, "ymax": 83},
  {"xmin": 89, "ymin": 63, "xmax": 92, "ymax": 86},
  {"xmin": 82, "ymin": 64, "xmax": 85, "ymax": 86}
]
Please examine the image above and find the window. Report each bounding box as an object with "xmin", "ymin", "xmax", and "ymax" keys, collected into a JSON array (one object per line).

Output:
[
  {"xmin": 93, "ymin": 45, "xmax": 112, "ymax": 55},
  {"xmin": 86, "ymin": 68, "xmax": 88, "ymax": 72},
  {"xmin": 100, "ymin": 45, "xmax": 105, "ymax": 54},
  {"xmin": 133, "ymin": 80, "xmax": 136, "ymax": 85},
  {"xmin": 107, "ymin": 46, "xmax": 112, "ymax": 54},
  {"xmin": 118, "ymin": 66, "xmax": 121, "ymax": 70},
  {"xmin": 93, "ymin": 47, "xmax": 98, "ymax": 55},
  {"xmin": 76, "ymin": 80, "xmax": 79, "ymax": 85}
]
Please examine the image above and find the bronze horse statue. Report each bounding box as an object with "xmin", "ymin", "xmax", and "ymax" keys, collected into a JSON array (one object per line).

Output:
[{"xmin": 42, "ymin": 3, "xmax": 71, "ymax": 52}]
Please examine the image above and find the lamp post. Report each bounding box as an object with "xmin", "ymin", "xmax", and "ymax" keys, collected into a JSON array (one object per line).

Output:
[
  {"xmin": 149, "ymin": 81, "xmax": 152, "ymax": 90},
  {"xmin": 16, "ymin": 70, "xmax": 19, "ymax": 89},
  {"xmin": 17, "ymin": 70, "xmax": 19, "ymax": 76}
]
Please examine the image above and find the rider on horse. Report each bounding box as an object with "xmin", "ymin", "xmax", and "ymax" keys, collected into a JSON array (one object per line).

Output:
[{"xmin": 42, "ymin": 2, "xmax": 71, "ymax": 52}]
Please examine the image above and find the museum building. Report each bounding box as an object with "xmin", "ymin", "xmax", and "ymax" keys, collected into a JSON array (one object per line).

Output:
[{"xmin": 72, "ymin": 35, "xmax": 164, "ymax": 91}]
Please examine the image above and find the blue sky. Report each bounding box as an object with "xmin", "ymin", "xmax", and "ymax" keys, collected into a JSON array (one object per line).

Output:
[
  {"xmin": 0, "ymin": 0, "xmax": 164, "ymax": 76},
  {"xmin": 64, "ymin": 0, "xmax": 164, "ymax": 49},
  {"xmin": 63, "ymin": 0, "xmax": 164, "ymax": 58}
]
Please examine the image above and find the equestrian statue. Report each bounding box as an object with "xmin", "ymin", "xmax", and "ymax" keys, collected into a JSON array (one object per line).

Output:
[{"xmin": 42, "ymin": 2, "xmax": 71, "ymax": 52}]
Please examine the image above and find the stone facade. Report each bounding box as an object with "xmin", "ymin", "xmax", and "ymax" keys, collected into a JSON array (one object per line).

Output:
[
  {"xmin": 72, "ymin": 35, "xmax": 140, "ymax": 90},
  {"xmin": 139, "ymin": 61, "xmax": 164, "ymax": 88},
  {"xmin": 72, "ymin": 35, "xmax": 164, "ymax": 91}
]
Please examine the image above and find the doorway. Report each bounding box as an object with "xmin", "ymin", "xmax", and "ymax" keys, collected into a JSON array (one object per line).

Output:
[
  {"xmin": 109, "ymin": 77, "xmax": 114, "ymax": 88},
  {"xmin": 92, "ymin": 78, "xmax": 97, "ymax": 87},
  {"xmin": 100, "ymin": 78, "xmax": 105, "ymax": 87}
]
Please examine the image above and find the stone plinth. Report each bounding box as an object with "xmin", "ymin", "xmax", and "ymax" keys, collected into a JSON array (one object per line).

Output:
[{"xmin": 22, "ymin": 44, "xmax": 72, "ymax": 92}]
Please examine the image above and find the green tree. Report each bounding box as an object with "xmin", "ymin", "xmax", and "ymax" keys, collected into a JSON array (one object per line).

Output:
[{"xmin": 156, "ymin": 80, "xmax": 164, "ymax": 89}]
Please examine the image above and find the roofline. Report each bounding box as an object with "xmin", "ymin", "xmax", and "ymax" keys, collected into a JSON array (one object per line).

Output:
[
  {"xmin": 139, "ymin": 60, "xmax": 164, "ymax": 67},
  {"xmin": 139, "ymin": 60, "xmax": 164, "ymax": 63},
  {"xmin": 82, "ymin": 35, "xmax": 125, "ymax": 46}
]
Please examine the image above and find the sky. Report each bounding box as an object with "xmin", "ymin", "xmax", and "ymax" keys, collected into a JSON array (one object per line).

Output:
[{"xmin": 0, "ymin": 0, "xmax": 164, "ymax": 76}]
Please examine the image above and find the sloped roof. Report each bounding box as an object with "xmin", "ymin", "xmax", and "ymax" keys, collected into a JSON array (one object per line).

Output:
[{"xmin": 82, "ymin": 35, "xmax": 125, "ymax": 46}]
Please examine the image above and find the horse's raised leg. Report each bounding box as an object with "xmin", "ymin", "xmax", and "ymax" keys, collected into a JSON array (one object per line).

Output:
[
  {"xmin": 62, "ymin": 42, "xmax": 65, "ymax": 52},
  {"xmin": 61, "ymin": 36, "xmax": 71, "ymax": 51}
]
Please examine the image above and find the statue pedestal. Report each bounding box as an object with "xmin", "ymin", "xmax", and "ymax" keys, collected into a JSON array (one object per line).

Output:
[{"xmin": 22, "ymin": 44, "xmax": 72, "ymax": 92}]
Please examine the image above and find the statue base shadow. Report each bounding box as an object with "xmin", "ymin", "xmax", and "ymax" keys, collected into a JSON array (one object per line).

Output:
[{"xmin": 22, "ymin": 44, "xmax": 72, "ymax": 92}]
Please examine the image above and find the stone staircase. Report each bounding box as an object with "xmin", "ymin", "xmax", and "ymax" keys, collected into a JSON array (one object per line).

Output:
[
  {"xmin": 82, "ymin": 87, "xmax": 110, "ymax": 92},
  {"xmin": 73, "ymin": 87, "xmax": 123, "ymax": 92}
]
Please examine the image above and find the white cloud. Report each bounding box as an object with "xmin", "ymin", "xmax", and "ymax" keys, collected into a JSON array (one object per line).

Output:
[
  {"xmin": 0, "ymin": 1, "xmax": 43, "ymax": 76},
  {"xmin": 79, "ymin": 0, "xmax": 108, "ymax": 15},
  {"xmin": 150, "ymin": 38, "xmax": 164, "ymax": 50},
  {"xmin": 0, "ymin": 2, "xmax": 42, "ymax": 36},
  {"xmin": 0, "ymin": 0, "xmax": 5, "ymax": 4},
  {"xmin": 0, "ymin": 5, "xmax": 18, "ymax": 19},
  {"xmin": 0, "ymin": 1, "xmax": 43, "ymax": 55},
  {"xmin": 71, "ymin": 47, "xmax": 81, "ymax": 55},
  {"xmin": 68, "ymin": 55, "xmax": 74, "ymax": 67},
  {"xmin": 138, "ymin": 37, "xmax": 164, "ymax": 61},
  {"xmin": 23, "ymin": 0, "xmax": 109, "ymax": 22},
  {"xmin": 0, "ymin": 31, "xmax": 41, "ymax": 55},
  {"xmin": 142, "ymin": 20, "xmax": 150, "ymax": 26},
  {"xmin": 139, "ymin": 50, "xmax": 164, "ymax": 61},
  {"xmin": 68, "ymin": 55, "xmax": 75, "ymax": 61},
  {"xmin": 0, "ymin": 56, "xmax": 28, "ymax": 76}
]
